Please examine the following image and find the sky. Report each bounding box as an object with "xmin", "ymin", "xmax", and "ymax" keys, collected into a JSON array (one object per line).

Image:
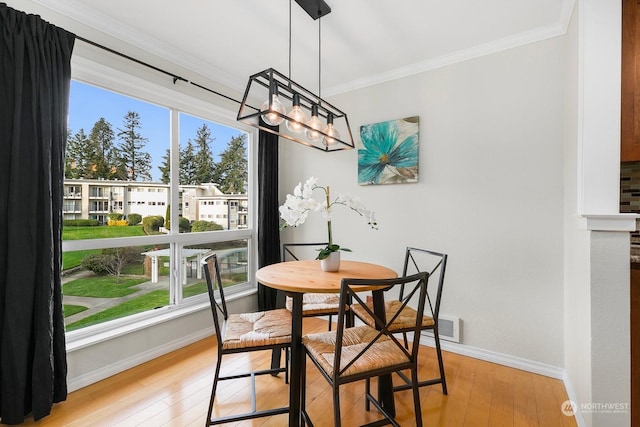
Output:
[{"xmin": 67, "ymin": 80, "xmax": 244, "ymax": 182}]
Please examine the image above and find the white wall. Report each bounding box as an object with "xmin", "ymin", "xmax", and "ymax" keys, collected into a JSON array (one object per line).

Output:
[{"xmin": 280, "ymin": 36, "xmax": 567, "ymax": 366}]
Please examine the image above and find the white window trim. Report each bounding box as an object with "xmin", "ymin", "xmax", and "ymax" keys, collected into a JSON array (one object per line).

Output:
[{"xmin": 64, "ymin": 55, "xmax": 259, "ymax": 347}]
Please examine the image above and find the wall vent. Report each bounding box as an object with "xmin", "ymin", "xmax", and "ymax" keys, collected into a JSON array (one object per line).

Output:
[{"xmin": 421, "ymin": 314, "xmax": 460, "ymax": 343}]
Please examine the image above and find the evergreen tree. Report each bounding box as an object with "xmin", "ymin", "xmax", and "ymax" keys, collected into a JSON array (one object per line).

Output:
[
  {"xmin": 180, "ymin": 140, "xmax": 197, "ymax": 184},
  {"xmin": 108, "ymin": 146, "xmax": 128, "ymax": 180},
  {"xmin": 86, "ymin": 118, "xmax": 117, "ymax": 179},
  {"xmin": 216, "ymin": 134, "xmax": 248, "ymax": 193},
  {"xmin": 117, "ymin": 111, "xmax": 152, "ymax": 181},
  {"xmin": 65, "ymin": 128, "xmax": 90, "ymax": 178},
  {"xmin": 192, "ymin": 124, "xmax": 215, "ymax": 184},
  {"xmin": 159, "ymin": 149, "xmax": 171, "ymax": 184}
]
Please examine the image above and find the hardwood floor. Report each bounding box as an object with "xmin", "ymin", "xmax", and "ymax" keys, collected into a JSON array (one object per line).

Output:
[{"xmin": 11, "ymin": 318, "xmax": 577, "ymax": 426}]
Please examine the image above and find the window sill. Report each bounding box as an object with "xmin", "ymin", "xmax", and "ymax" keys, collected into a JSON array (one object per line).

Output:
[{"xmin": 66, "ymin": 286, "xmax": 258, "ymax": 352}]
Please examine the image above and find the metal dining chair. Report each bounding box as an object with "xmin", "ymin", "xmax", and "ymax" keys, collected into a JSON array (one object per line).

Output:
[
  {"xmin": 300, "ymin": 272, "xmax": 430, "ymax": 426},
  {"xmin": 202, "ymin": 253, "xmax": 292, "ymax": 425},
  {"xmin": 350, "ymin": 247, "xmax": 448, "ymax": 396}
]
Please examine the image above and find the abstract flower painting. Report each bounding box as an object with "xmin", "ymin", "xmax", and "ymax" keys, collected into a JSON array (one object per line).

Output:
[{"xmin": 358, "ymin": 116, "xmax": 419, "ymax": 185}]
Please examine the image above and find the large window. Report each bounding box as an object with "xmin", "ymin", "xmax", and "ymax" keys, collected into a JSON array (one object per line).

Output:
[{"xmin": 62, "ymin": 76, "xmax": 254, "ymax": 335}]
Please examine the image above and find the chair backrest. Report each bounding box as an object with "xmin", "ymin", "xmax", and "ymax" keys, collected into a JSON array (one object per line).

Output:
[
  {"xmin": 281, "ymin": 242, "xmax": 329, "ymax": 262},
  {"xmin": 401, "ymin": 247, "xmax": 448, "ymax": 322},
  {"xmin": 334, "ymin": 272, "xmax": 430, "ymax": 380},
  {"xmin": 202, "ymin": 253, "xmax": 227, "ymax": 341}
]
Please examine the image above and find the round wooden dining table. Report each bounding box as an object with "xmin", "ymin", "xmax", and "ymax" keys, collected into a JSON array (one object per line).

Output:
[{"xmin": 256, "ymin": 259, "xmax": 397, "ymax": 427}]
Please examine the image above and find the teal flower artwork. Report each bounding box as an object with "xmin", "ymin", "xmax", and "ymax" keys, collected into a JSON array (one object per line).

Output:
[{"xmin": 358, "ymin": 116, "xmax": 419, "ymax": 185}]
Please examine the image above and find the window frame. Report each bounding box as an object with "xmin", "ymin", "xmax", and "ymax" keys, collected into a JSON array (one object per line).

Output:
[{"xmin": 64, "ymin": 55, "xmax": 258, "ymax": 345}]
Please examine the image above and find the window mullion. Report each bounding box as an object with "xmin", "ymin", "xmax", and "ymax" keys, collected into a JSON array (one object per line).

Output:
[{"xmin": 170, "ymin": 108, "xmax": 182, "ymax": 305}]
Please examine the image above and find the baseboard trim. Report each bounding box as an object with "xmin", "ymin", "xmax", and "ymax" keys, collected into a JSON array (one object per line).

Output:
[
  {"xmin": 418, "ymin": 335, "xmax": 565, "ymax": 380},
  {"xmin": 67, "ymin": 327, "xmax": 213, "ymax": 392}
]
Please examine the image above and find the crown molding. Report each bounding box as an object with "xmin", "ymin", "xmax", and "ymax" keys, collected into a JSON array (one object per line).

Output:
[{"xmin": 324, "ymin": 21, "xmax": 570, "ymax": 96}]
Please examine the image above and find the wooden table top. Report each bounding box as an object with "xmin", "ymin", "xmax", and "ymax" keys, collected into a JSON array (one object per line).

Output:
[{"xmin": 255, "ymin": 259, "xmax": 397, "ymax": 294}]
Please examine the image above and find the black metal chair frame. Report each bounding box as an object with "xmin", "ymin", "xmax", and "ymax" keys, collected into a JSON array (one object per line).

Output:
[
  {"xmin": 395, "ymin": 247, "xmax": 448, "ymax": 394},
  {"xmin": 353, "ymin": 246, "xmax": 448, "ymax": 408},
  {"xmin": 203, "ymin": 253, "xmax": 291, "ymax": 425},
  {"xmin": 300, "ymin": 272, "xmax": 430, "ymax": 427}
]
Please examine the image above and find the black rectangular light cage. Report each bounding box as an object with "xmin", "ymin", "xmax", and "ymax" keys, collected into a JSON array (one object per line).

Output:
[{"xmin": 237, "ymin": 68, "xmax": 355, "ymax": 152}]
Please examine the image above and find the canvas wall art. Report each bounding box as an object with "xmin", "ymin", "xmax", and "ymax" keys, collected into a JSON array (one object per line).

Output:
[{"xmin": 358, "ymin": 116, "xmax": 419, "ymax": 185}]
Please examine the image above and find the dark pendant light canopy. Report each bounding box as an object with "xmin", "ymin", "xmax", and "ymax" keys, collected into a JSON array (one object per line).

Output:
[{"xmin": 237, "ymin": 0, "xmax": 355, "ymax": 152}]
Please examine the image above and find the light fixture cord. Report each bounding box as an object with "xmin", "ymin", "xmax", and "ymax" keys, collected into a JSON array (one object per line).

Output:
[
  {"xmin": 318, "ymin": 12, "xmax": 322, "ymax": 100},
  {"xmin": 289, "ymin": 0, "xmax": 292, "ymax": 80}
]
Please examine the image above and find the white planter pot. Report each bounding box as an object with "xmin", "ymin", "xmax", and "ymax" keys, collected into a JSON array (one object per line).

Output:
[{"xmin": 320, "ymin": 251, "xmax": 341, "ymax": 272}]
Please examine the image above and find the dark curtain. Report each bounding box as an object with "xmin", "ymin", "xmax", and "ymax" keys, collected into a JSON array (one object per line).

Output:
[
  {"xmin": 0, "ymin": 4, "xmax": 74, "ymax": 424},
  {"xmin": 257, "ymin": 120, "xmax": 281, "ymax": 310}
]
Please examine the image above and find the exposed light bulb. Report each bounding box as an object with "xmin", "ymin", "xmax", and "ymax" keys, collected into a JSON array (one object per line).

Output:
[
  {"xmin": 323, "ymin": 113, "xmax": 340, "ymax": 146},
  {"xmin": 260, "ymin": 81, "xmax": 286, "ymax": 126},
  {"xmin": 286, "ymin": 93, "xmax": 308, "ymax": 133},
  {"xmin": 305, "ymin": 104, "xmax": 323, "ymax": 141}
]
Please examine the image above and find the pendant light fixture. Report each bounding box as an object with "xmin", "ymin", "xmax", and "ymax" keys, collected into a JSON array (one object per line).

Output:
[{"xmin": 237, "ymin": 0, "xmax": 354, "ymax": 152}]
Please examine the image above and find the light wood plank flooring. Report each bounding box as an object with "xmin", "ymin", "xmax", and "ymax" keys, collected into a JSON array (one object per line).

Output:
[{"xmin": 10, "ymin": 318, "xmax": 577, "ymax": 426}]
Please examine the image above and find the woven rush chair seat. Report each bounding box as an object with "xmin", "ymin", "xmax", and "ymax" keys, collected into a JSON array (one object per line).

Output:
[
  {"xmin": 285, "ymin": 292, "xmax": 344, "ymax": 316},
  {"xmin": 222, "ymin": 309, "xmax": 292, "ymax": 350},
  {"xmin": 350, "ymin": 299, "xmax": 435, "ymax": 331},
  {"xmin": 302, "ymin": 325, "xmax": 410, "ymax": 379}
]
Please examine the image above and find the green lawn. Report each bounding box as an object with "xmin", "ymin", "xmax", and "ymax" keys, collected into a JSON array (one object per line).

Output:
[
  {"xmin": 63, "ymin": 304, "xmax": 88, "ymax": 317},
  {"xmin": 64, "ymin": 280, "xmax": 236, "ymax": 331},
  {"xmin": 63, "ymin": 276, "xmax": 147, "ymax": 298},
  {"xmin": 66, "ymin": 289, "xmax": 169, "ymax": 331},
  {"xmin": 63, "ymin": 225, "xmax": 146, "ymax": 240},
  {"xmin": 63, "ymin": 249, "xmax": 101, "ymax": 271},
  {"xmin": 184, "ymin": 281, "xmax": 207, "ymax": 297}
]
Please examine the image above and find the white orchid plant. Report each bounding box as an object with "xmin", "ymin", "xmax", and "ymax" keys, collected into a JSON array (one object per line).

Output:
[{"xmin": 279, "ymin": 177, "xmax": 378, "ymax": 260}]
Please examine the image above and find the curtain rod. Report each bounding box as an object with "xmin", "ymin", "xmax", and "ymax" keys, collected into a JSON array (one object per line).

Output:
[{"xmin": 75, "ymin": 35, "xmax": 242, "ymax": 106}]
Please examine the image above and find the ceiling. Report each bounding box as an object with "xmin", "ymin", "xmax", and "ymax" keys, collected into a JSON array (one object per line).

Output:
[{"xmin": 32, "ymin": 0, "xmax": 574, "ymax": 96}]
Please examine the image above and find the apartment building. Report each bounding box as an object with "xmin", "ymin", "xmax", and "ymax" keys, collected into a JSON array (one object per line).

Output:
[{"xmin": 62, "ymin": 178, "xmax": 248, "ymax": 229}]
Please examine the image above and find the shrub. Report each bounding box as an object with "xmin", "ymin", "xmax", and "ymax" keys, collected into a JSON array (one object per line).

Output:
[
  {"xmin": 142, "ymin": 215, "xmax": 164, "ymax": 233},
  {"xmin": 155, "ymin": 215, "xmax": 165, "ymax": 228},
  {"xmin": 63, "ymin": 219, "xmax": 100, "ymax": 227},
  {"xmin": 127, "ymin": 213, "xmax": 142, "ymax": 226},
  {"xmin": 178, "ymin": 217, "xmax": 191, "ymax": 232},
  {"xmin": 81, "ymin": 247, "xmax": 140, "ymax": 281},
  {"xmin": 108, "ymin": 212, "xmax": 123, "ymax": 221},
  {"xmin": 191, "ymin": 220, "xmax": 223, "ymax": 232},
  {"xmin": 81, "ymin": 253, "xmax": 111, "ymax": 275}
]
